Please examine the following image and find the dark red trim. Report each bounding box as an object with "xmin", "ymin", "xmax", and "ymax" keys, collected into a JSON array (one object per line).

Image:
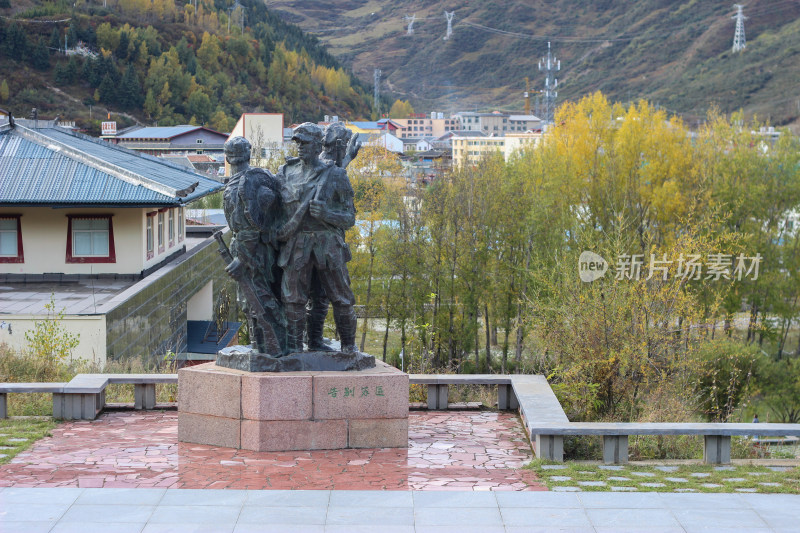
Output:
[
  {"xmin": 65, "ymin": 214, "xmax": 116, "ymax": 264},
  {"xmin": 0, "ymin": 214, "xmax": 23, "ymax": 263}
]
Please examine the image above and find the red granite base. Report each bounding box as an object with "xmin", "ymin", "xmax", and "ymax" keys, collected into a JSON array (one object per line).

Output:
[{"xmin": 177, "ymin": 360, "xmax": 409, "ymax": 451}]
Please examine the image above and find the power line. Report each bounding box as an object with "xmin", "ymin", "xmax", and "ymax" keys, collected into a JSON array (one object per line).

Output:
[
  {"xmin": 0, "ymin": 15, "xmax": 70, "ymax": 23},
  {"xmin": 460, "ymin": 20, "xmax": 636, "ymax": 43}
]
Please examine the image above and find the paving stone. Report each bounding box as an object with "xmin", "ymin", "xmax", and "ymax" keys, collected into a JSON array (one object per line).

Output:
[
  {"xmin": 722, "ymin": 478, "xmax": 747, "ymax": 483},
  {"xmin": 639, "ymin": 482, "xmax": 667, "ymax": 488},
  {"xmin": 654, "ymin": 466, "xmax": 678, "ymax": 472},
  {"xmin": 631, "ymin": 472, "xmax": 656, "ymax": 477},
  {"xmin": 551, "ymin": 486, "xmax": 582, "ymax": 492},
  {"xmin": 747, "ymin": 472, "xmax": 769, "ymax": 476},
  {"xmin": 607, "ymin": 476, "xmax": 631, "ymax": 481},
  {"xmin": 7, "ymin": 438, "xmax": 28, "ymax": 443},
  {"xmin": 577, "ymin": 471, "xmax": 595, "ymax": 475},
  {"xmin": 767, "ymin": 466, "xmax": 791, "ymax": 472},
  {"xmin": 702, "ymin": 483, "xmax": 722, "ymax": 488},
  {"xmin": 610, "ymin": 486, "xmax": 638, "ymax": 492},
  {"xmin": 549, "ymin": 476, "xmax": 572, "ymax": 482},
  {"xmin": 0, "ymin": 410, "xmax": 545, "ymax": 491},
  {"xmin": 540, "ymin": 464, "xmax": 567, "ymax": 470},
  {"xmin": 0, "ymin": 445, "xmax": 14, "ymax": 449},
  {"xmin": 759, "ymin": 482, "xmax": 782, "ymax": 487},
  {"xmin": 735, "ymin": 488, "xmax": 758, "ymax": 492},
  {"xmin": 597, "ymin": 465, "xmax": 624, "ymax": 471},
  {"xmin": 690, "ymin": 473, "xmax": 711, "ymax": 478},
  {"xmin": 577, "ymin": 481, "xmax": 607, "ymax": 487},
  {"xmin": 714, "ymin": 466, "xmax": 735, "ymax": 471},
  {"xmin": 0, "ymin": 453, "xmax": 6, "ymax": 458},
  {"xmin": 665, "ymin": 477, "xmax": 689, "ymax": 483},
  {"xmin": 674, "ymin": 488, "xmax": 697, "ymax": 492}
]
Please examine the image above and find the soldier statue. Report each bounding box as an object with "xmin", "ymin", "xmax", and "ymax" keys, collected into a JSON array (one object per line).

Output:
[
  {"xmin": 221, "ymin": 136, "xmax": 286, "ymax": 355},
  {"xmin": 276, "ymin": 123, "xmax": 359, "ymax": 354}
]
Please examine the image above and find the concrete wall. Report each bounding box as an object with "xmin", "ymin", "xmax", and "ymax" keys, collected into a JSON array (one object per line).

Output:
[
  {"xmin": 104, "ymin": 236, "xmax": 236, "ymax": 367},
  {"xmin": 0, "ymin": 314, "xmax": 106, "ymax": 367}
]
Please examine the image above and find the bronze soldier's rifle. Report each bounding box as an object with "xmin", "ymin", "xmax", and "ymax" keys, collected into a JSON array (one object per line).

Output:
[{"xmin": 213, "ymin": 230, "xmax": 282, "ymax": 355}]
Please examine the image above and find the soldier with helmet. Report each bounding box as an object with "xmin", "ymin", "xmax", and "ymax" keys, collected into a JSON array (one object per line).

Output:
[
  {"xmin": 276, "ymin": 122, "xmax": 359, "ymax": 354},
  {"xmin": 222, "ymin": 136, "xmax": 286, "ymax": 354}
]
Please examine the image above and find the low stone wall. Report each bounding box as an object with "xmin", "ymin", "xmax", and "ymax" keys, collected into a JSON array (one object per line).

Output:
[{"xmin": 103, "ymin": 237, "xmax": 236, "ymax": 367}]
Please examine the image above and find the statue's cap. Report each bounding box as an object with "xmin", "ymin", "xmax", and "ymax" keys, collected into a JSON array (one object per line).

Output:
[
  {"xmin": 224, "ymin": 136, "xmax": 251, "ymax": 155},
  {"xmin": 292, "ymin": 122, "xmax": 322, "ymax": 143}
]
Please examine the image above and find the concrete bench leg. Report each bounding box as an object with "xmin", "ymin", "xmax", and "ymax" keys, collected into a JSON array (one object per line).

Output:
[
  {"xmin": 703, "ymin": 435, "xmax": 731, "ymax": 464},
  {"xmin": 427, "ymin": 384, "xmax": 449, "ymax": 410},
  {"xmin": 603, "ymin": 435, "xmax": 629, "ymax": 464},
  {"xmin": 135, "ymin": 384, "xmax": 156, "ymax": 410},
  {"xmin": 535, "ymin": 434, "xmax": 564, "ymax": 461},
  {"xmin": 498, "ymin": 384, "xmax": 519, "ymax": 410},
  {"xmin": 53, "ymin": 393, "xmax": 101, "ymax": 420},
  {"xmin": 0, "ymin": 393, "xmax": 6, "ymax": 419}
]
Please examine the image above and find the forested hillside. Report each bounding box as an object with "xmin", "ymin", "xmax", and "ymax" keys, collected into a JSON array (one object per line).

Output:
[
  {"xmin": 0, "ymin": 0, "xmax": 376, "ymax": 134},
  {"xmin": 271, "ymin": 0, "xmax": 800, "ymax": 126}
]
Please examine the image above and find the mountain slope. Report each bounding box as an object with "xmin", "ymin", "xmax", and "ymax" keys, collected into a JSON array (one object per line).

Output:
[
  {"xmin": 269, "ymin": 0, "xmax": 800, "ymax": 125},
  {"xmin": 0, "ymin": 0, "xmax": 374, "ymax": 134}
]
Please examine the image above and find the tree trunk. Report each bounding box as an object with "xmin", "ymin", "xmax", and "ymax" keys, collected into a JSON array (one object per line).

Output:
[
  {"xmin": 484, "ymin": 303, "xmax": 492, "ymax": 371},
  {"xmin": 359, "ymin": 229, "xmax": 376, "ymax": 352}
]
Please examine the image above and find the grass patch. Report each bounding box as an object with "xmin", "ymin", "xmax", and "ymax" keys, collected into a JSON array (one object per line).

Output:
[
  {"xmin": 0, "ymin": 417, "xmax": 58, "ymax": 465},
  {"xmin": 528, "ymin": 459, "xmax": 800, "ymax": 493}
]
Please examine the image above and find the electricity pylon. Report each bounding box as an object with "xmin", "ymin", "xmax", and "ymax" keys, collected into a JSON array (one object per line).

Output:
[{"xmin": 732, "ymin": 4, "xmax": 747, "ymax": 53}]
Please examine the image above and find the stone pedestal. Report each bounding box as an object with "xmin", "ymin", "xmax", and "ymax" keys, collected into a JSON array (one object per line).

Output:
[{"xmin": 178, "ymin": 360, "xmax": 408, "ymax": 451}]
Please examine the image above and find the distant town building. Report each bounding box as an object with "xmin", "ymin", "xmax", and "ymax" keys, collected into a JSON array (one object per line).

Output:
[
  {"xmin": 392, "ymin": 112, "xmax": 459, "ymax": 139},
  {"xmin": 451, "ymin": 130, "xmax": 542, "ymax": 167},
  {"xmin": 453, "ymin": 111, "xmax": 541, "ymax": 136},
  {"xmin": 111, "ymin": 125, "xmax": 229, "ymax": 157}
]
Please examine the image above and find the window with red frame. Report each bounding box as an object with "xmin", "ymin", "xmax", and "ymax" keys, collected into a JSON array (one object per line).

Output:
[
  {"xmin": 157, "ymin": 211, "xmax": 165, "ymax": 253},
  {"xmin": 66, "ymin": 215, "xmax": 115, "ymax": 263},
  {"xmin": 146, "ymin": 212, "xmax": 155, "ymax": 259},
  {"xmin": 178, "ymin": 207, "xmax": 184, "ymax": 242},
  {"xmin": 0, "ymin": 215, "xmax": 23, "ymax": 263},
  {"xmin": 168, "ymin": 209, "xmax": 175, "ymax": 247}
]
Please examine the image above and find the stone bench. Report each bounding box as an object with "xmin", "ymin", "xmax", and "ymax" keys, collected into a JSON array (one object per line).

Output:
[
  {"xmin": 1, "ymin": 374, "xmax": 178, "ymax": 420},
  {"xmin": 526, "ymin": 422, "xmax": 800, "ymax": 464},
  {"xmin": 408, "ymin": 374, "xmax": 518, "ymax": 410},
  {"xmin": 0, "ymin": 383, "xmax": 67, "ymax": 418}
]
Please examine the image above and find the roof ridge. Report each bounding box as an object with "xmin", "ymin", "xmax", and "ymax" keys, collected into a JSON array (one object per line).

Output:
[{"xmin": 14, "ymin": 125, "xmax": 188, "ymax": 199}]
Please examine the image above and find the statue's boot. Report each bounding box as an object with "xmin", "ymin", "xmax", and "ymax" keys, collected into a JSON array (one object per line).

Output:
[
  {"xmin": 285, "ymin": 304, "xmax": 306, "ymax": 354},
  {"xmin": 333, "ymin": 305, "xmax": 358, "ymax": 354},
  {"xmin": 306, "ymin": 299, "xmax": 334, "ymax": 351}
]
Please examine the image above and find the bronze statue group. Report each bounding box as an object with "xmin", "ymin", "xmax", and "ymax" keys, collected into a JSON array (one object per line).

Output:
[{"xmin": 222, "ymin": 122, "xmax": 362, "ymax": 357}]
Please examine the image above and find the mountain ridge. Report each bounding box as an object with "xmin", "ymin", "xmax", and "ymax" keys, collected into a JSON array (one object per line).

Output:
[{"xmin": 269, "ymin": 0, "xmax": 800, "ymax": 126}]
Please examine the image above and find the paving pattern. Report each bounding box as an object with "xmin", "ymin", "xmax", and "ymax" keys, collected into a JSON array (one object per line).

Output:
[{"xmin": 0, "ymin": 411, "xmax": 544, "ymax": 491}]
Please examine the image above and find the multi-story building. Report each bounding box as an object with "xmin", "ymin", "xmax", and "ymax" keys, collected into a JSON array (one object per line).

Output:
[
  {"xmin": 111, "ymin": 125, "xmax": 229, "ymax": 156},
  {"xmin": 392, "ymin": 113, "xmax": 460, "ymax": 139},
  {"xmin": 453, "ymin": 112, "xmax": 542, "ymax": 135},
  {"xmin": 451, "ymin": 131, "xmax": 543, "ymax": 168}
]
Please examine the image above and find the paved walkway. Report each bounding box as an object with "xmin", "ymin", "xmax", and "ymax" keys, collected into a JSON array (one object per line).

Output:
[
  {"xmin": 0, "ymin": 411, "xmax": 541, "ymax": 491},
  {"xmin": 1, "ymin": 487, "xmax": 798, "ymax": 532}
]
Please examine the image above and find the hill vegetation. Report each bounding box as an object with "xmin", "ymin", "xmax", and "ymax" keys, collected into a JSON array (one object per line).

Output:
[
  {"xmin": 270, "ymin": 0, "xmax": 800, "ymax": 126},
  {"xmin": 0, "ymin": 0, "xmax": 376, "ymax": 134}
]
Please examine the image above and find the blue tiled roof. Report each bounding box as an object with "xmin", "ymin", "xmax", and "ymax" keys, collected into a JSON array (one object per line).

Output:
[
  {"xmin": 0, "ymin": 125, "xmax": 223, "ymax": 206},
  {"xmin": 116, "ymin": 125, "xmax": 200, "ymax": 140}
]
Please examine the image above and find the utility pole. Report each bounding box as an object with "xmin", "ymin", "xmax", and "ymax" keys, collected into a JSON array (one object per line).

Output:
[
  {"xmin": 444, "ymin": 11, "xmax": 454, "ymax": 40},
  {"xmin": 373, "ymin": 68, "xmax": 382, "ymax": 117},
  {"xmin": 405, "ymin": 14, "xmax": 416, "ymax": 36},
  {"xmin": 538, "ymin": 41, "xmax": 560, "ymax": 124},
  {"xmin": 524, "ymin": 77, "xmax": 531, "ymax": 115},
  {"xmin": 732, "ymin": 4, "xmax": 746, "ymax": 53}
]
